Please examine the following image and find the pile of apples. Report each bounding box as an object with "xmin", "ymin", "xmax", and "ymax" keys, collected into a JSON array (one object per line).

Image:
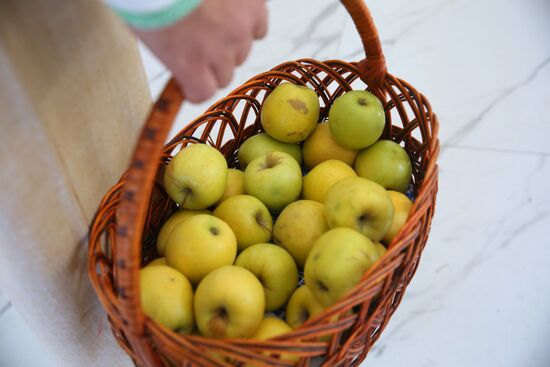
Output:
[{"xmin": 140, "ymin": 83, "xmax": 414, "ymax": 349}]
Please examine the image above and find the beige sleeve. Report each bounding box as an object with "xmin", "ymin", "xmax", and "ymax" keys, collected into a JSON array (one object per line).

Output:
[{"xmin": 0, "ymin": 0, "xmax": 152, "ymax": 365}]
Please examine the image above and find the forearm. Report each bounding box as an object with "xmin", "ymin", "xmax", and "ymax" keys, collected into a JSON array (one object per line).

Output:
[
  {"xmin": 105, "ymin": 0, "xmax": 201, "ymax": 30},
  {"xmin": 105, "ymin": 0, "xmax": 268, "ymax": 103}
]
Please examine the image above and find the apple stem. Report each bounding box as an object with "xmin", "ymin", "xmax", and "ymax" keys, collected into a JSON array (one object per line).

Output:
[
  {"xmin": 181, "ymin": 187, "xmax": 192, "ymax": 205},
  {"xmin": 316, "ymin": 280, "xmax": 329, "ymax": 292},
  {"xmin": 299, "ymin": 309, "xmax": 310, "ymax": 324},
  {"xmin": 262, "ymin": 153, "xmax": 282, "ymax": 170},
  {"xmin": 255, "ymin": 212, "xmax": 272, "ymax": 234},
  {"xmin": 357, "ymin": 214, "xmax": 369, "ymax": 231},
  {"xmin": 208, "ymin": 307, "xmax": 229, "ymax": 337}
]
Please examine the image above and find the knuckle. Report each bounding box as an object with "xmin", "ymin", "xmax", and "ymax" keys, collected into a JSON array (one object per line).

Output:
[
  {"xmin": 186, "ymin": 87, "xmax": 214, "ymax": 103},
  {"xmin": 229, "ymin": 22, "xmax": 249, "ymax": 41}
]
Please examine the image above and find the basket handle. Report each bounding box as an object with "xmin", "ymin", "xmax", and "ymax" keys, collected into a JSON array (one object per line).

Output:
[
  {"xmin": 113, "ymin": 78, "xmax": 183, "ymax": 365},
  {"xmin": 340, "ymin": 0, "xmax": 387, "ymax": 89},
  {"xmin": 114, "ymin": 0, "xmax": 386, "ymax": 351}
]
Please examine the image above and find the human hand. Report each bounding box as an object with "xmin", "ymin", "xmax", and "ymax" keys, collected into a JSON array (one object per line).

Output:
[{"xmin": 135, "ymin": 0, "xmax": 268, "ymax": 103}]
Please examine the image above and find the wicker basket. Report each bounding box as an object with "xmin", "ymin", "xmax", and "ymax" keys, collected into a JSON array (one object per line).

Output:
[{"xmin": 88, "ymin": 1, "xmax": 439, "ymax": 366}]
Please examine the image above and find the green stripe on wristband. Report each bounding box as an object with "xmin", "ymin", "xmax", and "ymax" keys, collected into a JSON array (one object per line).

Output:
[{"xmin": 112, "ymin": 0, "xmax": 201, "ymax": 30}]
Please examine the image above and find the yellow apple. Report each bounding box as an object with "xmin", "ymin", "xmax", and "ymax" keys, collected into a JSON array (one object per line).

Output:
[
  {"xmin": 302, "ymin": 159, "xmax": 357, "ymax": 203},
  {"xmin": 238, "ymin": 133, "xmax": 302, "ymax": 169},
  {"xmin": 374, "ymin": 242, "xmax": 387, "ymax": 257},
  {"xmin": 250, "ymin": 316, "xmax": 293, "ymax": 339},
  {"xmin": 213, "ymin": 195, "xmax": 272, "ymax": 251},
  {"xmin": 261, "ymin": 83, "xmax": 320, "ymax": 143},
  {"xmin": 140, "ymin": 265, "xmax": 194, "ymax": 332},
  {"xmin": 247, "ymin": 316, "xmax": 298, "ymax": 365},
  {"xmin": 383, "ymin": 190, "xmax": 413, "ymax": 243},
  {"xmin": 146, "ymin": 257, "xmax": 167, "ymax": 267},
  {"xmin": 156, "ymin": 209, "xmax": 209, "ymax": 256},
  {"xmin": 328, "ymin": 91, "xmax": 385, "ymax": 149},
  {"xmin": 354, "ymin": 140, "xmax": 412, "ymax": 193},
  {"xmin": 324, "ymin": 177, "xmax": 394, "ymax": 242},
  {"xmin": 244, "ymin": 151, "xmax": 302, "ymax": 213},
  {"xmin": 304, "ymin": 228, "xmax": 380, "ymax": 307},
  {"xmin": 165, "ymin": 214, "xmax": 237, "ymax": 285},
  {"xmin": 273, "ymin": 200, "xmax": 328, "ymax": 268},
  {"xmin": 164, "ymin": 143, "xmax": 228, "ymax": 209},
  {"xmin": 216, "ymin": 168, "xmax": 245, "ymax": 205},
  {"xmin": 302, "ymin": 122, "xmax": 359, "ymax": 168},
  {"xmin": 235, "ymin": 243, "xmax": 298, "ymax": 311},
  {"xmin": 194, "ymin": 265, "xmax": 265, "ymax": 338},
  {"xmin": 188, "ymin": 329, "xmax": 230, "ymax": 363},
  {"xmin": 285, "ymin": 285, "xmax": 325, "ymax": 329}
]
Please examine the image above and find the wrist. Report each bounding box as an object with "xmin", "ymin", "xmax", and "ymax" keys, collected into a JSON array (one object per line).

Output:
[{"xmin": 107, "ymin": 0, "xmax": 201, "ymax": 30}]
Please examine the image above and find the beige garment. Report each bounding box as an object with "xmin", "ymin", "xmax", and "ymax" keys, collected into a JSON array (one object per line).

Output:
[{"xmin": 0, "ymin": 0, "xmax": 152, "ymax": 365}]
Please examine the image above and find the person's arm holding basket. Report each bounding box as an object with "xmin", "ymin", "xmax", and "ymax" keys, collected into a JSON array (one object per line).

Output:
[{"xmin": 107, "ymin": 0, "xmax": 269, "ymax": 102}]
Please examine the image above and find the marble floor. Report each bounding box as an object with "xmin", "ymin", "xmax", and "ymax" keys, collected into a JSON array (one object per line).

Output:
[{"xmin": 1, "ymin": 0, "xmax": 549, "ymax": 366}]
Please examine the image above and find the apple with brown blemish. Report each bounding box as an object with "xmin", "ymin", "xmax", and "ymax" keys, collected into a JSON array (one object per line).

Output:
[{"xmin": 261, "ymin": 83, "xmax": 320, "ymax": 143}]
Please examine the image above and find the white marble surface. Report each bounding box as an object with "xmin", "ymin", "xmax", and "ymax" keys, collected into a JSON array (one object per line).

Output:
[{"xmin": 1, "ymin": 0, "xmax": 549, "ymax": 366}]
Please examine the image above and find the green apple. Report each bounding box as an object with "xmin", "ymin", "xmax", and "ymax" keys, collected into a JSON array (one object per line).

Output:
[
  {"xmin": 303, "ymin": 122, "xmax": 359, "ymax": 169},
  {"xmin": 324, "ymin": 177, "xmax": 394, "ymax": 242},
  {"xmin": 213, "ymin": 195, "xmax": 273, "ymax": 251},
  {"xmin": 244, "ymin": 151, "xmax": 302, "ymax": 212},
  {"xmin": 261, "ymin": 83, "xmax": 320, "ymax": 143},
  {"xmin": 328, "ymin": 91, "xmax": 385, "ymax": 149},
  {"xmin": 146, "ymin": 257, "xmax": 167, "ymax": 267},
  {"xmin": 165, "ymin": 214, "xmax": 237, "ymax": 285},
  {"xmin": 194, "ymin": 265, "xmax": 265, "ymax": 338},
  {"xmin": 156, "ymin": 209, "xmax": 210, "ymax": 256},
  {"xmin": 374, "ymin": 242, "xmax": 387, "ymax": 257},
  {"xmin": 383, "ymin": 190, "xmax": 413, "ymax": 243},
  {"xmin": 235, "ymin": 243, "xmax": 298, "ymax": 311},
  {"xmin": 273, "ymin": 200, "xmax": 328, "ymax": 268},
  {"xmin": 355, "ymin": 140, "xmax": 412, "ymax": 193},
  {"xmin": 164, "ymin": 143, "xmax": 228, "ymax": 209},
  {"xmin": 285, "ymin": 285, "xmax": 325, "ymax": 329},
  {"xmin": 304, "ymin": 228, "xmax": 380, "ymax": 307},
  {"xmin": 216, "ymin": 168, "xmax": 245, "ymax": 205},
  {"xmin": 238, "ymin": 133, "xmax": 302, "ymax": 169},
  {"xmin": 140, "ymin": 265, "xmax": 194, "ymax": 332},
  {"xmin": 302, "ymin": 159, "xmax": 357, "ymax": 203}
]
